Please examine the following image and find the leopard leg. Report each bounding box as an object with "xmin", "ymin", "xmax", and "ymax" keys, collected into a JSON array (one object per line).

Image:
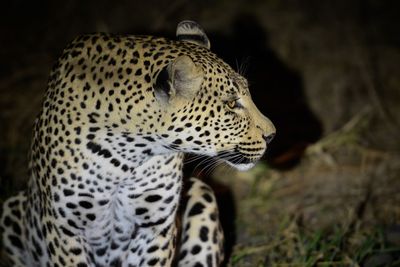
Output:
[
  {"xmin": 178, "ymin": 177, "xmax": 224, "ymax": 267},
  {"xmin": 48, "ymin": 233, "xmax": 96, "ymax": 267},
  {"xmin": 123, "ymin": 223, "xmax": 178, "ymax": 267},
  {"xmin": 2, "ymin": 191, "xmax": 97, "ymax": 267},
  {"xmin": 1, "ymin": 192, "xmax": 30, "ymax": 267}
]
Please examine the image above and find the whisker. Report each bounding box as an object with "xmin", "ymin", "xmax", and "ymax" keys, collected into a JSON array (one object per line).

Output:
[
  {"xmin": 196, "ymin": 158, "xmax": 215, "ymax": 176},
  {"xmin": 193, "ymin": 156, "xmax": 215, "ymax": 175},
  {"xmin": 239, "ymin": 57, "xmax": 250, "ymax": 77},
  {"xmin": 205, "ymin": 159, "xmax": 225, "ymax": 176},
  {"xmin": 184, "ymin": 154, "xmax": 208, "ymax": 164}
]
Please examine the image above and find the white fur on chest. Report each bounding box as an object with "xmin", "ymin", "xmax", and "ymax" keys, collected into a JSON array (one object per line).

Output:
[{"xmin": 79, "ymin": 153, "xmax": 183, "ymax": 263}]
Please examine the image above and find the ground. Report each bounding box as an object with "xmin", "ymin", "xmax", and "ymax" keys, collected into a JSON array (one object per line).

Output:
[
  {"xmin": 1, "ymin": 1, "xmax": 400, "ymax": 266},
  {"xmin": 214, "ymin": 112, "xmax": 400, "ymax": 266}
]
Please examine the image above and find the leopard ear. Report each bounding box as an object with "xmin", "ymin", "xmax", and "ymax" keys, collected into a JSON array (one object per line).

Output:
[
  {"xmin": 154, "ymin": 55, "xmax": 203, "ymax": 103},
  {"xmin": 176, "ymin": 20, "xmax": 210, "ymax": 49}
]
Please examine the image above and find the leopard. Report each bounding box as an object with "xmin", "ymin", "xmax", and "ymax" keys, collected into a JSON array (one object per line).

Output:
[{"xmin": 0, "ymin": 20, "xmax": 275, "ymax": 267}]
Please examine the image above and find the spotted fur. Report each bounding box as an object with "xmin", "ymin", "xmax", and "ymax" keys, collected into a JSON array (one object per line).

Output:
[{"xmin": 1, "ymin": 21, "xmax": 275, "ymax": 267}]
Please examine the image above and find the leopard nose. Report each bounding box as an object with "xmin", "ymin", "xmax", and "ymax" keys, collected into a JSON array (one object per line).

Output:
[{"xmin": 262, "ymin": 133, "xmax": 275, "ymax": 144}]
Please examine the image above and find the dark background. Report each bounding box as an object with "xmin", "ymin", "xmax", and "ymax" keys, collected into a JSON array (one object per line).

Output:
[{"xmin": 1, "ymin": 0, "xmax": 399, "ymax": 265}]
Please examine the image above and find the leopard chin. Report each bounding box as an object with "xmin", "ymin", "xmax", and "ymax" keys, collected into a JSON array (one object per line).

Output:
[{"xmin": 225, "ymin": 161, "xmax": 256, "ymax": 171}]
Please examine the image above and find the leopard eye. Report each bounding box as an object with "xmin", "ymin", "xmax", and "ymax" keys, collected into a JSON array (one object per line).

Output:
[{"xmin": 226, "ymin": 99, "xmax": 238, "ymax": 109}]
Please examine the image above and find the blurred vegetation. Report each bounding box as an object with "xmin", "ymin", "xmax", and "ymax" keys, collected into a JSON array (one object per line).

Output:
[
  {"xmin": 1, "ymin": 0, "xmax": 400, "ymax": 266},
  {"xmin": 229, "ymin": 222, "xmax": 400, "ymax": 266},
  {"xmin": 212, "ymin": 109, "xmax": 400, "ymax": 266}
]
